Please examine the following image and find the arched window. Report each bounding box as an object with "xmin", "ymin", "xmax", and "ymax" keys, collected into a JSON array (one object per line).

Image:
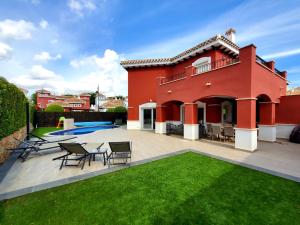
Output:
[{"xmin": 192, "ymin": 57, "xmax": 211, "ymax": 74}]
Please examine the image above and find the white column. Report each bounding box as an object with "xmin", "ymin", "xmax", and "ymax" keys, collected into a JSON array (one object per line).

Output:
[
  {"xmin": 155, "ymin": 122, "xmax": 166, "ymax": 134},
  {"xmin": 127, "ymin": 120, "xmax": 140, "ymax": 130},
  {"xmin": 64, "ymin": 118, "xmax": 75, "ymax": 130},
  {"xmin": 276, "ymin": 124, "xmax": 297, "ymax": 139},
  {"xmin": 234, "ymin": 128, "xmax": 257, "ymax": 151},
  {"xmin": 258, "ymin": 125, "xmax": 276, "ymax": 142},
  {"xmin": 184, "ymin": 124, "xmax": 199, "ymax": 140}
]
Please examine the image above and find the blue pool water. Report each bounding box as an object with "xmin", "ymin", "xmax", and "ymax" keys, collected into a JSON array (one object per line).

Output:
[
  {"xmin": 74, "ymin": 121, "xmax": 112, "ymax": 127},
  {"xmin": 50, "ymin": 125, "xmax": 118, "ymax": 136}
]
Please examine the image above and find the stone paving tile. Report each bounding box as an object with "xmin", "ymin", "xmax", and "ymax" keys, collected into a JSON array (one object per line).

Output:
[{"xmin": 0, "ymin": 127, "xmax": 299, "ymax": 200}]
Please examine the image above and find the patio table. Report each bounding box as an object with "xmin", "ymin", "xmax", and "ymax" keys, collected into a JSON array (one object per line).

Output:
[{"xmin": 83, "ymin": 143, "xmax": 108, "ymax": 166}]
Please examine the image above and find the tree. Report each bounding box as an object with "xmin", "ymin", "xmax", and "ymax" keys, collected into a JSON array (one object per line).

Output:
[
  {"xmin": 107, "ymin": 106, "xmax": 127, "ymax": 113},
  {"xmin": 31, "ymin": 93, "xmax": 37, "ymax": 105},
  {"xmin": 115, "ymin": 95, "xmax": 125, "ymax": 100},
  {"xmin": 45, "ymin": 104, "xmax": 64, "ymax": 112}
]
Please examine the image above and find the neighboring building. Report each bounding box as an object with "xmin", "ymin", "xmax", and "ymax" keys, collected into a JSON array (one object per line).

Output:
[
  {"xmin": 101, "ymin": 99, "xmax": 126, "ymax": 111},
  {"xmin": 287, "ymin": 87, "xmax": 300, "ymax": 95},
  {"xmin": 36, "ymin": 89, "xmax": 90, "ymax": 112},
  {"xmin": 121, "ymin": 28, "xmax": 300, "ymax": 152},
  {"xmin": 94, "ymin": 93, "xmax": 127, "ymax": 112}
]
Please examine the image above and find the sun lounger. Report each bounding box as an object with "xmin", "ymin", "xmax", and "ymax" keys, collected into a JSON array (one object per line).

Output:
[
  {"xmin": 53, "ymin": 142, "xmax": 105, "ymax": 170},
  {"xmin": 108, "ymin": 142, "xmax": 132, "ymax": 167},
  {"xmin": 7, "ymin": 136, "xmax": 77, "ymax": 161}
]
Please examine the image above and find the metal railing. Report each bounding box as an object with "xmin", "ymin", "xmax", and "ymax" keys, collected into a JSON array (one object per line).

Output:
[
  {"xmin": 193, "ymin": 57, "xmax": 239, "ymax": 75},
  {"xmin": 161, "ymin": 73, "xmax": 186, "ymax": 84},
  {"xmin": 256, "ymin": 55, "xmax": 268, "ymax": 67},
  {"xmin": 256, "ymin": 55, "xmax": 284, "ymax": 77},
  {"xmin": 275, "ymin": 68, "xmax": 284, "ymax": 76}
]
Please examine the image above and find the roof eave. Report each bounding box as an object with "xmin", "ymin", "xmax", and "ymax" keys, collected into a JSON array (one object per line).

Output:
[{"xmin": 121, "ymin": 35, "xmax": 239, "ymax": 68}]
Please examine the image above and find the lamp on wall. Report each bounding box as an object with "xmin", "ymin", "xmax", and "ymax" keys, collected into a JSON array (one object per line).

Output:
[
  {"xmin": 206, "ymin": 82, "xmax": 211, "ymax": 86},
  {"xmin": 168, "ymin": 90, "xmax": 172, "ymax": 94}
]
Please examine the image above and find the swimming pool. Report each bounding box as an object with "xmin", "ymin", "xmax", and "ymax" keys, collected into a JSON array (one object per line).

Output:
[
  {"xmin": 50, "ymin": 125, "xmax": 118, "ymax": 136},
  {"xmin": 74, "ymin": 121, "xmax": 112, "ymax": 127}
]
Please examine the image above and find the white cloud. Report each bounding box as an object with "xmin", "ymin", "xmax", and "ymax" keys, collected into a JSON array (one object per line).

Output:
[
  {"xmin": 34, "ymin": 51, "xmax": 62, "ymax": 62},
  {"xmin": 0, "ymin": 19, "xmax": 35, "ymax": 40},
  {"xmin": 30, "ymin": 65, "xmax": 63, "ymax": 80},
  {"xmin": 68, "ymin": 49, "xmax": 127, "ymax": 95},
  {"xmin": 262, "ymin": 48, "xmax": 300, "ymax": 59},
  {"xmin": 68, "ymin": 0, "xmax": 96, "ymax": 16},
  {"xmin": 11, "ymin": 50, "xmax": 127, "ymax": 96},
  {"xmin": 39, "ymin": 19, "xmax": 48, "ymax": 29},
  {"xmin": 0, "ymin": 42, "xmax": 13, "ymax": 60},
  {"xmin": 10, "ymin": 65, "xmax": 63, "ymax": 91}
]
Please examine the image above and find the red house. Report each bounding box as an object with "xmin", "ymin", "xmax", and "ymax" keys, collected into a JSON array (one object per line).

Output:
[
  {"xmin": 36, "ymin": 89, "xmax": 90, "ymax": 112},
  {"xmin": 121, "ymin": 29, "xmax": 300, "ymax": 151}
]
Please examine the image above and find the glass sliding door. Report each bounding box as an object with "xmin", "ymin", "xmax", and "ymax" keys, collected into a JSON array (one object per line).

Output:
[
  {"xmin": 142, "ymin": 108, "xmax": 155, "ymax": 130},
  {"xmin": 143, "ymin": 109, "xmax": 153, "ymax": 129}
]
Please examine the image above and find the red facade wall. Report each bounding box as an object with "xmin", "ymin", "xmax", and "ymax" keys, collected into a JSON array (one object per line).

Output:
[
  {"xmin": 126, "ymin": 44, "xmax": 291, "ymax": 129},
  {"xmin": 202, "ymin": 98, "xmax": 222, "ymax": 123},
  {"xmin": 127, "ymin": 66, "xmax": 170, "ymax": 120},
  {"xmin": 259, "ymin": 102, "xmax": 275, "ymax": 125},
  {"xmin": 276, "ymin": 95, "xmax": 300, "ymax": 124}
]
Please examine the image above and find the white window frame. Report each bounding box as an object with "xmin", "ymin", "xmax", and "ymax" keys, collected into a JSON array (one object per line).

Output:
[{"xmin": 192, "ymin": 57, "xmax": 211, "ymax": 74}]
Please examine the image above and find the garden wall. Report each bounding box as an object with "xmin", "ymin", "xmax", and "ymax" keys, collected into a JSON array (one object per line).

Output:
[
  {"xmin": 34, "ymin": 112, "xmax": 127, "ymax": 127},
  {"xmin": 0, "ymin": 127, "xmax": 27, "ymax": 163},
  {"xmin": 276, "ymin": 95, "xmax": 300, "ymax": 139},
  {"xmin": 0, "ymin": 77, "xmax": 29, "ymax": 163}
]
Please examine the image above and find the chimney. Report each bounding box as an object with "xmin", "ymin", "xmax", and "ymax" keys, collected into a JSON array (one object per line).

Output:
[{"xmin": 225, "ymin": 28, "xmax": 236, "ymax": 43}]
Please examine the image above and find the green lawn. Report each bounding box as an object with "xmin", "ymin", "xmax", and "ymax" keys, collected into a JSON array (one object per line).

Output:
[
  {"xmin": 1, "ymin": 152, "xmax": 299, "ymax": 225},
  {"xmin": 31, "ymin": 127, "xmax": 62, "ymax": 137}
]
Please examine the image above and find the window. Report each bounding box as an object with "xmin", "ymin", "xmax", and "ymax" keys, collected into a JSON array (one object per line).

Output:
[
  {"xmin": 192, "ymin": 57, "xmax": 211, "ymax": 74},
  {"xmin": 72, "ymin": 103, "xmax": 82, "ymax": 107}
]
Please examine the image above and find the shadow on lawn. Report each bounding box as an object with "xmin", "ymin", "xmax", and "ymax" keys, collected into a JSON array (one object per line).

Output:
[{"xmin": 150, "ymin": 165, "xmax": 300, "ymax": 225}]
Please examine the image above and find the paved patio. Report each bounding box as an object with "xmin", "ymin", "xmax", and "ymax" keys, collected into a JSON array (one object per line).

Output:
[{"xmin": 1, "ymin": 126, "xmax": 300, "ymax": 199}]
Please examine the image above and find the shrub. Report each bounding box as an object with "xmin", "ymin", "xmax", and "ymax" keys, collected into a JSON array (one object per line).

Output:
[
  {"xmin": 45, "ymin": 104, "xmax": 64, "ymax": 112},
  {"xmin": 0, "ymin": 77, "xmax": 28, "ymax": 139},
  {"xmin": 107, "ymin": 106, "xmax": 127, "ymax": 113}
]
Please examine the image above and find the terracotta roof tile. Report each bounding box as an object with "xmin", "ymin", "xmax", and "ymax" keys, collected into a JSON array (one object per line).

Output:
[
  {"xmin": 101, "ymin": 99, "xmax": 125, "ymax": 108},
  {"xmin": 120, "ymin": 35, "xmax": 239, "ymax": 68}
]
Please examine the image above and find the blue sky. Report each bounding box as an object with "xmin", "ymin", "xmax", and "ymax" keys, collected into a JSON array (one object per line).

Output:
[{"xmin": 0, "ymin": 0, "xmax": 300, "ymax": 96}]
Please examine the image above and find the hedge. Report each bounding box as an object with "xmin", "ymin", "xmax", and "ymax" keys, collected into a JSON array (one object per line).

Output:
[
  {"xmin": 107, "ymin": 106, "xmax": 127, "ymax": 113},
  {"xmin": 45, "ymin": 104, "xmax": 64, "ymax": 112},
  {"xmin": 0, "ymin": 77, "xmax": 28, "ymax": 139}
]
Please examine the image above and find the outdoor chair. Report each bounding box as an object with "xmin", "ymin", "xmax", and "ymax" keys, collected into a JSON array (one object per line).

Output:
[
  {"xmin": 7, "ymin": 136, "xmax": 77, "ymax": 161},
  {"xmin": 53, "ymin": 142, "xmax": 106, "ymax": 170},
  {"xmin": 108, "ymin": 142, "xmax": 132, "ymax": 167},
  {"xmin": 206, "ymin": 124, "xmax": 213, "ymax": 139},
  {"xmin": 224, "ymin": 126, "xmax": 235, "ymax": 142},
  {"xmin": 212, "ymin": 125, "xmax": 225, "ymax": 141}
]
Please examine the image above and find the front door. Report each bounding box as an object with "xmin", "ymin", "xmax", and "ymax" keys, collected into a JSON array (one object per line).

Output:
[
  {"xmin": 198, "ymin": 108, "xmax": 204, "ymax": 124},
  {"xmin": 142, "ymin": 108, "xmax": 155, "ymax": 130}
]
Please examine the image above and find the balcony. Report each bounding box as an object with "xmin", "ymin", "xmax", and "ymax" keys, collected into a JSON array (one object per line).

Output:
[
  {"xmin": 192, "ymin": 57, "xmax": 240, "ymax": 76},
  {"xmin": 160, "ymin": 57, "xmax": 240, "ymax": 85}
]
